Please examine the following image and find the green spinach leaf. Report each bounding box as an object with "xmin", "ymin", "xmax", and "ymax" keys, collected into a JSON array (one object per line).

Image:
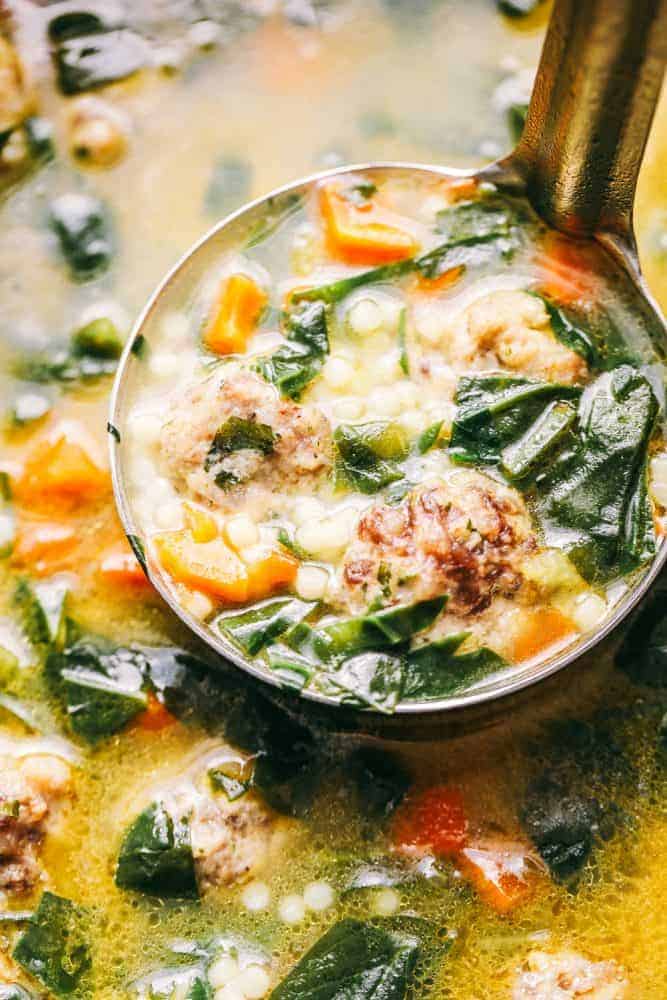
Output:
[
  {"xmin": 204, "ymin": 416, "xmax": 276, "ymax": 489},
  {"xmin": 542, "ymin": 299, "xmax": 597, "ymax": 365},
  {"xmin": 115, "ymin": 801, "xmax": 198, "ymax": 899},
  {"xmin": 500, "ymin": 400, "xmax": 577, "ymax": 480},
  {"xmin": 333, "ymin": 420, "xmax": 409, "ymax": 494},
  {"xmin": 256, "ymin": 300, "xmax": 329, "ymax": 399},
  {"xmin": 52, "ymin": 29, "xmax": 146, "ymax": 95},
  {"xmin": 13, "ymin": 892, "xmax": 90, "ymax": 997},
  {"xmin": 216, "ymin": 598, "xmax": 315, "ymax": 656},
  {"xmin": 49, "ymin": 193, "xmax": 113, "ymax": 281},
  {"xmin": 13, "ymin": 578, "xmax": 69, "ymax": 654},
  {"xmin": 402, "ymin": 635, "xmax": 507, "ymax": 699},
  {"xmin": 323, "ymin": 597, "xmax": 446, "ymax": 657},
  {"xmin": 269, "ymin": 918, "xmax": 419, "ymax": 1000},
  {"xmin": 15, "ymin": 318, "xmax": 123, "ymax": 385}
]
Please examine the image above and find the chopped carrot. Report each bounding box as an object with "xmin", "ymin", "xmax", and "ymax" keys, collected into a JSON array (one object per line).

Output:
[
  {"xmin": 456, "ymin": 842, "xmax": 538, "ymax": 914},
  {"xmin": 393, "ymin": 786, "xmax": 467, "ymax": 857},
  {"xmin": 135, "ymin": 691, "xmax": 178, "ymax": 732},
  {"xmin": 242, "ymin": 545, "xmax": 298, "ymax": 601},
  {"xmin": 17, "ymin": 423, "xmax": 109, "ymax": 502},
  {"xmin": 12, "ymin": 519, "xmax": 77, "ymax": 570},
  {"xmin": 99, "ymin": 542, "xmax": 151, "ymax": 589},
  {"xmin": 439, "ymin": 176, "xmax": 478, "ymax": 203},
  {"xmin": 320, "ymin": 183, "xmax": 419, "ymax": 265},
  {"xmin": 512, "ymin": 607, "xmax": 576, "ymax": 663},
  {"xmin": 535, "ymin": 233, "xmax": 596, "ymax": 306},
  {"xmin": 183, "ymin": 503, "xmax": 218, "ymax": 543},
  {"xmin": 154, "ymin": 530, "xmax": 249, "ymax": 602},
  {"xmin": 415, "ymin": 264, "xmax": 465, "ymax": 294},
  {"xmin": 202, "ymin": 273, "xmax": 267, "ymax": 356}
]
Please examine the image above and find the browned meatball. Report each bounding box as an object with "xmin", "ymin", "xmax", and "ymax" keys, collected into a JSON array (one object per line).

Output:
[
  {"xmin": 335, "ymin": 470, "xmax": 536, "ymax": 615},
  {"xmin": 160, "ymin": 369, "xmax": 332, "ymax": 511},
  {"xmin": 0, "ymin": 753, "xmax": 72, "ymax": 894}
]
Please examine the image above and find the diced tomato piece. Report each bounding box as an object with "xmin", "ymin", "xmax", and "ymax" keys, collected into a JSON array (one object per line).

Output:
[
  {"xmin": 512, "ymin": 607, "xmax": 576, "ymax": 663},
  {"xmin": 17, "ymin": 423, "xmax": 109, "ymax": 502},
  {"xmin": 12, "ymin": 519, "xmax": 77, "ymax": 571},
  {"xmin": 99, "ymin": 542, "xmax": 151, "ymax": 589},
  {"xmin": 154, "ymin": 530, "xmax": 249, "ymax": 602},
  {"xmin": 320, "ymin": 183, "xmax": 419, "ymax": 265},
  {"xmin": 392, "ymin": 785, "xmax": 468, "ymax": 856},
  {"xmin": 456, "ymin": 842, "xmax": 539, "ymax": 914},
  {"xmin": 203, "ymin": 273, "xmax": 267, "ymax": 356},
  {"xmin": 135, "ymin": 691, "xmax": 178, "ymax": 732}
]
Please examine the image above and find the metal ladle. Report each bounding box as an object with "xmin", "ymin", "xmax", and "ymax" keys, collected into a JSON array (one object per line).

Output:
[{"xmin": 109, "ymin": 0, "xmax": 667, "ymax": 737}]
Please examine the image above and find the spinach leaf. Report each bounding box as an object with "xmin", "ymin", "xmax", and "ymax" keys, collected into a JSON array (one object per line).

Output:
[
  {"xmin": 10, "ymin": 392, "xmax": 51, "ymax": 426},
  {"xmin": 402, "ymin": 635, "xmax": 507, "ymax": 700},
  {"xmin": 115, "ymin": 801, "xmax": 198, "ymax": 899},
  {"xmin": 46, "ymin": 636, "xmax": 147, "ymax": 743},
  {"xmin": 291, "ymin": 260, "xmax": 413, "ymax": 306},
  {"xmin": 204, "ymin": 416, "xmax": 276, "ymax": 489},
  {"xmin": 417, "ymin": 196, "xmax": 523, "ymax": 280},
  {"xmin": 13, "ymin": 892, "xmax": 90, "ymax": 997},
  {"xmin": 521, "ymin": 776, "xmax": 600, "ymax": 884},
  {"xmin": 449, "ymin": 374, "xmax": 580, "ymax": 466},
  {"xmin": 319, "ymin": 652, "xmax": 406, "ymax": 713},
  {"xmin": 205, "ymin": 156, "xmax": 252, "ymax": 216},
  {"xmin": 397, "ymin": 307, "xmax": 409, "ymax": 375},
  {"xmin": 187, "ymin": 978, "xmax": 213, "ymax": 1000},
  {"xmin": 13, "ymin": 578, "xmax": 69, "ymax": 655},
  {"xmin": 535, "ymin": 366, "xmax": 658, "ymax": 581},
  {"xmin": 256, "ymin": 300, "xmax": 329, "ymax": 399},
  {"xmin": 269, "ymin": 918, "xmax": 419, "ymax": 1000},
  {"xmin": 322, "ymin": 597, "xmax": 446, "ymax": 657},
  {"xmin": 216, "ymin": 598, "xmax": 315, "ymax": 656},
  {"xmin": 209, "ymin": 761, "xmax": 252, "ymax": 802},
  {"xmin": 14, "ymin": 318, "xmax": 123, "ymax": 385},
  {"xmin": 266, "ymin": 645, "xmax": 316, "ymax": 690},
  {"xmin": 500, "ymin": 400, "xmax": 577, "ymax": 480},
  {"xmin": 277, "ymin": 527, "xmax": 311, "ymax": 560},
  {"xmin": 417, "ymin": 420, "xmax": 444, "ymax": 454},
  {"xmin": 333, "ymin": 421, "xmax": 409, "ymax": 494},
  {"xmin": 24, "ymin": 116, "xmax": 55, "ymax": 162},
  {"xmin": 49, "ymin": 193, "xmax": 113, "ymax": 281},
  {"xmin": 542, "ymin": 299, "xmax": 597, "ymax": 365},
  {"xmin": 345, "ymin": 747, "xmax": 410, "ymax": 819},
  {"xmin": 52, "ymin": 29, "xmax": 146, "ymax": 95}
]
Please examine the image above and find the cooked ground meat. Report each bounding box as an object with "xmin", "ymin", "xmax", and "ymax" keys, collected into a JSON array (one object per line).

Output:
[
  {"xmin": 512, "ymin": 950, "xmax": 628, "ymax": 999},
  {"xmin": 334, "ymin": 470, "xmax": 536, "ymax": 615},
  {"xmin": 160, "ymin": 369, "xmax": 332, "ymax": 511},
  {"xmin": 439, "ymin": 290, "xmax": 588, "ymax": 385},
  {"xmin": 190, "ymin": 790, "xmax": 286, "ymax": 891},
  {"xmin": 0, "ymin": 753, "xmax": 72, "ymax": 894}
]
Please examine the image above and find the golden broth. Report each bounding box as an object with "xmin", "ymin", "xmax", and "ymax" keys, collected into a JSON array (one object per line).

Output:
[{"xmin": 0, "ymin": 1, "xmax": 666, "ymax": 997}]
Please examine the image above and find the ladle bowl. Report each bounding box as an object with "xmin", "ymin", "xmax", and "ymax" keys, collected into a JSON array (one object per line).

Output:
[{"xmin": 109, "ymin": 0, "xmax": 667, "ymax": 737}]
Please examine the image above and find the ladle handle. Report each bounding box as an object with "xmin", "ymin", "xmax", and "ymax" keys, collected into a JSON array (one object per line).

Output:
[{"xmin": 516, "ymin": 0, "xmax": 667, "ymax": 241}]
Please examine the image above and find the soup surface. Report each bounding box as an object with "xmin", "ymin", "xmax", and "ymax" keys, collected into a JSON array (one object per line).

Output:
[{"xmin": 0, "ymin": 1, "xmax": 666, "ymax": 998}]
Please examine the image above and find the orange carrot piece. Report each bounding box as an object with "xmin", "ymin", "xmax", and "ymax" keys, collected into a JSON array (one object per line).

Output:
[
  {"xmin": 17, "ymin": 425, "xmax": 109, "ymax": 502},
  {"xmin": 512, "ymin": 607, "xmax": 576, "ymax": 663},
  {"xmin": 242, "ymin": 546, "xmax": 298, "ymax": 601},
  {"xmin": 320, "ymin": 184, "xmax": 418, "ymax": 265},
  {"xmin": 99, "ymin": 542, "xmax": 151, "ymax": 589},
  {"xmin": 154, "ymin": 530, "xmax": 248, "ymax": 602},
  {"xmin": 12, "ymin": 520, "xmax": 77, "ymax": 569},
  {"xmin": 203, "ymin": 273, "xmax": 267, "ymax": 356},
  {"xmin": 535, "ymin": 233, "xmax": 596, "ymax": 306},
  {"xmin": 393, "ymin": 786, "xmax": 468, "ymax": 857},
  {"xmin": 135, "ymin": 691, "xmax": 178, "ymax": 732},
  {"xmin": 456, "ymin": 842, "xmax": 538, "ymax": 914},
  {"xmin": 415, "ymin": 264, "xmax": 465, "ymax": 294},
  {"xmin": 439, "ymin": 176, "xmax": 479, "ymax": 203}
]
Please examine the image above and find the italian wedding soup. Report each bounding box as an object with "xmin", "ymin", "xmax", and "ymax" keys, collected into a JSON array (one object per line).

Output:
[
  {"xmin": 122, "ymin": 172, "xmax": 667, "ymax": 710},
  {"xmin": 0, "ymin": 1, "xmax": 667, "ymax": 999}
]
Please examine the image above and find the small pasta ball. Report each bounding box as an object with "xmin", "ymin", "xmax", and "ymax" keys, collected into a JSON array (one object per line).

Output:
[
  {"xmin": 347, "ymin": 297, "xmax": 385, "ymax": 337},
  {"xmin": 650, "ymin": 453, "xmax": 667, "ymax": 505},
  {"xmin": 372, "ymin": 888, "xmax": 400, "ymax": 916},
  {"xmin": 303, "ymin": 881, "xmax": 335, "ymax": 912},
  {"xmin": 235, "ymin": 965, "xmax": 271, "ymax": 999},
  {"xmin": 225, "ymin": 515, "xmax": 259, "ymax": 550},
  {"xmin": 278, "ymin": 894, "xmax": 306, "ymax": 924},
  {"xmin": 323, "ymin": 356, "xmax": 355, "ymax": 391},
  {"xmin": 241, "ymin": 880, "xmax": 271, "ymax": 911},
  {"xmin": 209, "ymin": 955, "xmax": 240, "ymax": 989},
  {"xmin": 295, "ymin": 565, "xmax": 329, "ymax": 601},
  {"xmin": 570, "ymin": 592, "xmax": 607, "ymax": 631}
]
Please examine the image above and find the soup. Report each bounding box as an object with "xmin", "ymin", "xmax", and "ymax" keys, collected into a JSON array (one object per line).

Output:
[
  {"xmin": 0, "ymin": 1, "xmax": 666, "ymax": 998},
  {"xmin": 119, "ymin": 172, "xmax": 666, "ymax": 710}
]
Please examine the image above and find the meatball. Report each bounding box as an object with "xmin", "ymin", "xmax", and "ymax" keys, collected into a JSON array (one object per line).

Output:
[
  {"xmin": 335, "ymin": 470, "xmax": 535, "ymax": 615},
  {"xmin": 0, "ymin": 753, "xmax": 72, "ymax": 894},
  {"xmin": 512, "ymin": 950, "xmax": 628, "ymax": 999},
  {"xmin": 160, "ymin": 369, "xmax": 332, "ymax": 511},
  {"xmin": 191, "ymin": 790, "xmax": 286, "ymax": 891},
  {"xmin": 440, "ymin": 290, "xmax": 588, "ymax": 385}
]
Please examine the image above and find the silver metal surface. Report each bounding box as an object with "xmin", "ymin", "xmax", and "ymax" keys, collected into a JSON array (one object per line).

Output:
[{"xmin": 109, "ymin": 0, "xmax": 667, "ymax": 734}]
